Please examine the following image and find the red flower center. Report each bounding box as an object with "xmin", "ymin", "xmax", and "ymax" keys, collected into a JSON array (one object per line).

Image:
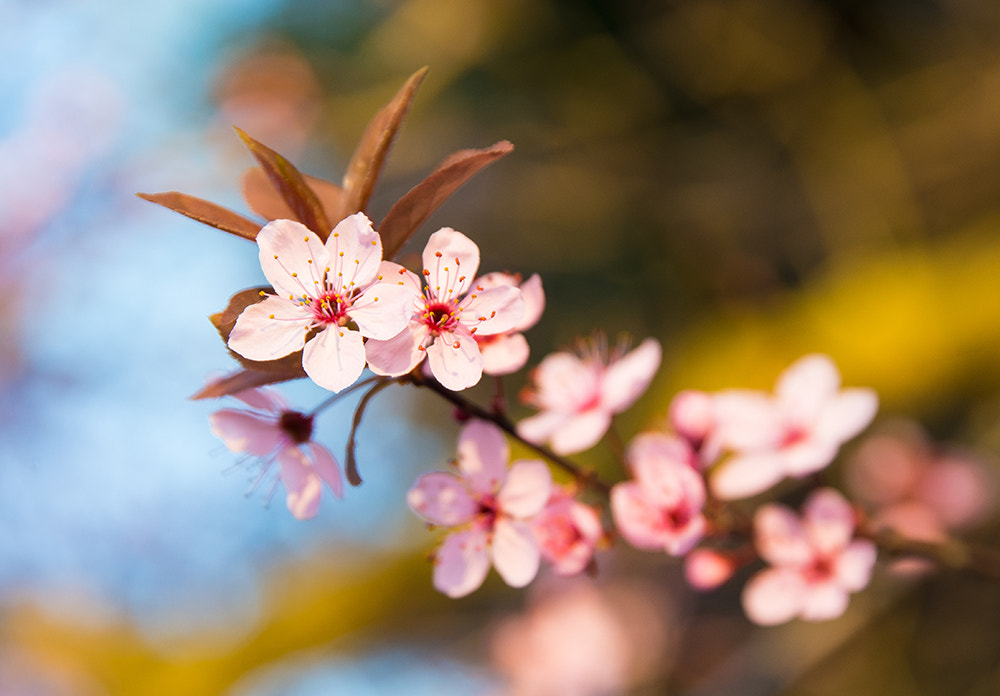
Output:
[
  {"xmin": 279, "ymin": 411, "xmax": 314, "ymax": 444},
  {"xmin": 310, "ymin": 291, "xmax": 348, "ymax": 325},
  {"xmin": 422, "ymin": 301, "xmax": 460, "ymax": 334}
]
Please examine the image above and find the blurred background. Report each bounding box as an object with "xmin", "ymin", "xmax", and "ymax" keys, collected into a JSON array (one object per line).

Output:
[{"xmin": 3, "ymin": 0, "xmax": 1000, "ymax": 693}]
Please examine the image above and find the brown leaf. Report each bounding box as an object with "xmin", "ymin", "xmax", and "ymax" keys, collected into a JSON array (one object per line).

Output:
[
  {"xmin": 379, "ymin": 140, "xmax": 514, "ymax": 260},
  {"xmin": 191, "ymin": 369, "xmax": 302, "ymax": 400},
  {"xmin": 234, "ymin": 127, "xmax": 331, "ymax": 238},
  {"xmin": 340, "ymin": 67, "xmax": 429, "ymax": 218},
  {"xmin": 137, "ymin": 191, "xmax": 262, "ymax": 241},
  {"xmin": 210, "ymin": 287, "xmax": 308, "ymax": 378},
  {"xmin": 240, "ymin": 167, "xmax": 344, "ymax": 226}
]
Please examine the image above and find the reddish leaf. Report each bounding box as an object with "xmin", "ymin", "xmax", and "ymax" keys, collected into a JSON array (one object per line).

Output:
[
  {"xmin": 340, "ymin": 67, "xmax": 429, "ymax": 218},
  {"xmin": 191, "ymin": 369, "xmax": 301, "ymax": 400},
  {"xmin": 379, "ymin": 140, "xmax": 514, "ymax": 260},
  {"xmin": 137, "ymin": 191, "xmax": 261, "ymax": 241},
  {"xmin": 241, "ymin": 167, "xmax": 344, "ymax": 225},
  {"xmin": 234, "ymin": 127, "xmax": 331, "ymax": 238},
  {"xmin": 210, "ymin": 287, "xmax": 308, "ymax": 378}
]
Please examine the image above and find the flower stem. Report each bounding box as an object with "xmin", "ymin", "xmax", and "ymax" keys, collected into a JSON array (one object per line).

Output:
[
  {"xmin": 409, "ymin": 373, "xmax": 611, "ymax": 494},
  {"xmin": 308, "ymin": 376, "xmax": 384, "ymax": 417}
]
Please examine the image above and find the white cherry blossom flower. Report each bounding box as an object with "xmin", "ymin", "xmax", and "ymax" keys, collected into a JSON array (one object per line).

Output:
[{"xmin": 227, "ymin": 213, "xmax": 414, "ymax": 393}]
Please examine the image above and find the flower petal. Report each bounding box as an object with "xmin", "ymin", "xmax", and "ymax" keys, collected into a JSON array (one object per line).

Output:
[
  {"xmin": 230, "ymin": 387, "xmax": 286, "ymax": 413},
  {"xmin": 497, "ymin": 459, "xmax": 552, "ymax": 518},
  {"xmin": 350, "ymin": 282, "xmax": 421, "ymax": 340},
  {"xmin": 802, "ymin": 488, "xmax": 856, "ymax": 554},
  {"xmin": 710, "ymin": 390, "xmax": 784, "ymax": 452},
  {"xmin": 258, "ymin": 219, "xmax": 331, "ymax": 301},
  {"xmin": 433, "ymin": 528, "xmax": 490, "ymax": 598},
  {"xmin": 407, "ymin": 471, "xmax": 478, "ymax": 526},
  {"xmin": 479, "ymin": 332, "xmax": 530, "ymax": 376},
  {"xmin": 775, "ymin": 354, "xmax": 841, "ymax": 427},
  {"xmin": 491, "ymin": 518, "xmax": 541, "ymax": 588},
  {"xmin": 365, "ymin": 322, "xmax": 427, "ymax": 377},
  {"xmin": 709, "ymin": 452, "xmax": 786, "ymax": 500},
  {"xmin": 209, "ymin": 409, "xmax": 283, "ymax": 456},
  {"xmin": 742, "ymin": 568, "xmax": 806, "ymax": 625},
  {"xmin": 814, "ymin": 388, "xmax": 879, "ymax": 444},
  {"xmin": 324, "ymin": 212, "xmax": 382, "ymax": 289},
  {"xmin": 610, "ymin": 482, "xmax": 668, "ymax": 551},
  {"xmin": 307, "ymin": 441, "xmax": 343, "ymax": 499},
  {"xmin": 525, "ymin": 352, "xmax": 601, "ymax": 412},
  {"xmin": 423, "ymin": 227, "xmax": 480, "ymax": 299},
  {"xmin": 835, "ymin": 539, "xmax": 878, "ymax": 591},
  {"xmin": 457, "ymin": 420, "xmax": 510, "ymax": 495},
  {"xmin": 516, "ymin": 410, "xmax": 568, "ymax": 447},
  {"xmin": 278, "ymin": 446, "xmax": 323, "ymax": 520},
  {"xmin": 753, "ymin": 503, "xmax": 813, "ymax": 566},
  {"xmin": 301, "ymin": 326, "xmax": 366, "ymax": 393},
  {"xmin": 599, "ymin": 338, "xmax": 662, "ymax": 414},
  {"xmin": 799, "ymin": 582, "xmax": 850, "ymax": 622},
  {"xmin": 228, "ymin": 296, "xmax": 309, "ymax": 361},
  {"xmin": 549, "ymin": 409, "xmax": 613, "ymax": 456},
  {"xmin": 459, "ymin": 284, "xmax": 524, "ymax": 336},
  {"xmin": 427, "ymin": 332, "xmax": 483, "ymax": 391}
]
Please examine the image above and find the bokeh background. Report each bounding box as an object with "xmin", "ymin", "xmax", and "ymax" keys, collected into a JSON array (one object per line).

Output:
[{"xmin": 4, "ymin": 0, "xmax": 1000, "ymax": 693}]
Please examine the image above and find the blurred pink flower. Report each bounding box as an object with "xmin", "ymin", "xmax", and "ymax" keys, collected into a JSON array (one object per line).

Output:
[
  {"xmin": 517, "ymin": 336, "xmax": 662, "ymax": 455},
  {"xmin": 684, "ymin": 548, "xmax": 737, "ymax": 591},
  {"xmin": 611, "ymin": 433, "xmax": 707, "ymax": 555},
  {"xmin": 366, "ymin": 228, "xmax": 525, "ymax": 390},
  {"xmin": 532, "ymin": 487, "xmax": 603, "ymax": 575},
  {"xmin": 669, "ymin": 389, "xmax": 716, "ymax": 455},
  {"xmin": 209, "ymin": 387, "xmax": 343, "ymax": 520},
  {"xmin": 228, "ymin": 214, "xmax": 415, "ymax": 392},
  {"xmin": 408, "ymin": 421, "xmax": 552, "ymax": 597},
  {"xmin": 710, "ymin": 354, "xmax": 879, "ymax": 500},
  {"xmin": 473, "ymin": 272, "xmax": 545, "ymax": 376},
  {"xmin": 742, "ymin": 488, "xmax": 876, "ymax": 625}
]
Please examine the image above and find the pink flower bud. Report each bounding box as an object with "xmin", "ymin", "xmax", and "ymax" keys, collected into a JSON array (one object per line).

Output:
[
  {"xmin": 684, "ymin": 549, "xmax": 736, "ymax": 591},
  {"xmin": 669, "ymin": 389, "xmax": 714, "ymax": 446}
]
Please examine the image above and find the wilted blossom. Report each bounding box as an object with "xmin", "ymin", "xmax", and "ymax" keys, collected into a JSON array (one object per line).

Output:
[
  {"xmin": 473, "ymin": 272, "xmax": 545, "ymax": 376},
  {"xmin": 517, "ymin": 336, "xmax": 662, "ymax": 456},
  {"xmin": 742, "ymin": 488, "xmax": 877, "ymax": 625},
  {"xmin": 227, "ymin": 214, "xmax": 415, "ymax": 392},
  {"xmin": 709, "ymin": 354, "xmax": 879, "ymax": 500},
  {"xmin": 209, "ymin": 387, "xmax": 343, "ymax": 519},
  {"xmin": 611, "ymin": 433, "xmax": 707, "ymax": 556},
  {"xmin": 366, "ymin": 228, "xmax": 525, "ymax": 390},
  {"xmin": 407, "ymin": 420, "xmax": 552, "ymax": 597},
  {"xmin": 531, "ymin": 487, "xmax": 603, "ymax": 576}
]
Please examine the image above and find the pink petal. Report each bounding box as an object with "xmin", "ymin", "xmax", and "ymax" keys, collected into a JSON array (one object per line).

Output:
[
  {"xmin": 498, "ymin": 459, "xmax": 552, "ymax": 518},
  {"xmin": 753, "ymin": 503, "xmax": 813, "ymax": 566},
  {"xmin": 802, "ymin": 488, "xmax": 856, "ymax": 554},
  {"xmin": 407, "ymin": 471, "xmax": 478, "ymax": 526},
  {"xmin": 230, "ymin": 387, "xmax": 286, "ymax": 413},
  {"xmin": 324, "ymin": 212, "xmax": 382, "ymax": 288},
  {"xmin": 434, "ymin": 528, "xmax": 491, "ymax": 598},
  {"xmin": 228, "ymin": 296, "xmax": 309, "ymax": 361},
  {"xmin": 835, "ymin": 539, "xmax": 877, "ymax": 591},
  {"xmin": 710, "ymin": 390, "xmax": 784, "ymax": 452},
  {"xmin": 301, "ymin": 326, "xmax": 366, "ymax": 393},
  {"xmin": 742, "ymin": 568, "xmax": 806, "ymax": 625},
  {"xmin": 479, "ymin": 332, "xmax": 531, "ymax": 376},
  {"xmin": 628, "ymin": 433, "xmax": 697, "ymax": 480},
  {"xmin": 781, "ymin": 438, "xmax": 839, "ymax": 477},
  {"xmin": 516, "ymin": 410, "xmax": 569, "ymax": 447},
  {"xmin": 307, "ymin": 441, "xmax": 343, "ymax": 499},
  {"xmin": 491, "ymin": 518, "xmax": 541, "ymax": 588},
  {"xmin": 599, "ymin": 338, "xmax": 661, "ymax": 414},
  {"xmin": 209, "ymin": 409, "xmax": 283, "ymax": 456},
  {"xmin": 376, "ymin": 260, "xmax": 423, "ymax": 293},
  {"xmin": 365, "ymin": 322, "xmax": 427, "ymax": 377},
  {"xmin": 775, "ymin": 354, "xmax": 842, "ymax": 426},
  {"xmin": 527, "ymin": 352, "xmax": 601, "ymax": 412},
  {"xmin": 457, "ymin": 420, "xmax": 511, "ymax": 495},
  {"xmin": 278, "ymin": 446, "xmax": 323, "ymax": 520},
  {"xmin": 633, "ymin": 455, "xmax": 706, "ymax": 513},
  {"xmin": 685, "ymin": 549, "xmax": 736, "ymax": 591},
  {"xmin": 799, "ymin": 582, "xmax": 850, "ymax": 622},
  {"xmin": 610, "ymin": 482, "xmax": 668, "ymax": 551},
  {"xmin": 669, "ymin": 390, "xmax": 715, "ymax": 447},
  {"xmin": 427, "ymin": 332, "xmax": 483, "ymax": 391},
  {"xmin": 516, "ymin": 273, "xmax": 545, "ymax": 330},
  {"xmin": 917, "ymin": 456, "xmax": 997, "ymax": 529},
  {"xmin": 709, "ymin": 452, "xmax": 786, "ymax": 500},
  {"xmin": 814, "ymin": 388, "xmax": 879, "ymax": 444},
  {"xmin": 460, "ymin": 284, "xmax": 524, "ymax": 336},
  {"xmin": 258, "ymin": 219, "xmax": 330, "ymax": 301},
  {"xmin": 664, "ymin": 514, "xmax": 707, "ymax": 556},
  {"xmin": 549, "ymin": 409, "xmax": 613, "ymax": 456},
  {"xmin": 423, "ymin": 227, "xmax": 480, "ymax": 300},
  {"xmin": 349, "ymin": 281, "xmax": 420, "ymax": 340}
]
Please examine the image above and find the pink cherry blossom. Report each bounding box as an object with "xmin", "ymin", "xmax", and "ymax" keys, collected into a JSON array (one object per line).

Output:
[
  {"xmin": 472, "ymin": 272, "xmax": 545, "ymax": 376},
  {"xmin": 517, "ymin": 336, "xmax": 662, "ymax": 456},
  {"xmin": 611, "ymin": 433, "xmax": 707, "ymax": 555},
  {"xmin": 742, "ymin": 488, "xmax": 876, "ymax": 625},
  {"xmin": 709, "ymin": 354, "xmax": 879, "ymax": 500},
  {"xmin": 531, "ymin": 487, "xmax": 603, "ymax": 575},
  {"xmin": 227, "ymin": 213, "xmax": 415, "ymax": 393},
  {"xmin": 407, "ymin": 420, "xmax": 552, "ymax": 597},
  {"xmin": 365, "ymin": 228, "xmax": 525, "ymax": 391},
  {"xmin": 684, "ymin": 549, "xmax": 737, "ymax": 591},
  {"xmin": 208, "ymin": 387, "xmax": 343, "ymax": 520}
]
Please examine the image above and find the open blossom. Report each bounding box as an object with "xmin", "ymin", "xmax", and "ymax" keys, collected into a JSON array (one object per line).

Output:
[
  {"xmin": 208, "ymin": 387, "xmax": 343, "ymax": 519},
  {"xmin": 365, "ymin": 228, "xmax": 525, "ymax": 391},
  {"xmin": 742, "ymin": 488, "xmax": 877, "ymax": 625},
  {"xmin": 532, "ymin": 487, "xmax": 603, "ymax": 575},
  {"xmin": 710, "ymin": 354, "xmax": 879, "ymax": 500},
  {"xmin": 227, "ymin": 213, "xmax": 414, "ymax": 393},
  {"xmin": 611, "ymin": 433, "xmax": 707, "ymax": 555},
  {"xmin": 517, "ymin": 336, "xmax": 662, "ymax": 456},
  {"xmin": 473, "ymin": 272, "xmax": 545, "ymax": 376},
  {"xmin": 407, "ymin": 420, "xmax": 552, "ymax": 597}
]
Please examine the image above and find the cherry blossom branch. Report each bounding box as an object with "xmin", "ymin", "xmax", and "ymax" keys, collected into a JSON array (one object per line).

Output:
[
  {"xmin": 407, "ymin": 373, "xmax": 612, "ymax": 494},
  {"xmin": 860, "ymin": 525, "xmax": 1000, "ymax": 580}
]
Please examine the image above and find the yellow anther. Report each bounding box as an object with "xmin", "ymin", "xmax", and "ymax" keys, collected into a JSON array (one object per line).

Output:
[
  {"xmin": 371, "ymin": 240, "xmax": 377, "ymax": 246},
  {"xmin": 339, "ymin": 251, "xmax": 344, "ymax": 257},
  {"xmin": 470, "ymin": 294, "xmax": 478, "ymax": 299},
  {"xmin": 354, "ymin": 259, "xmax": 360, "ymax": 264},
  {"xmin": 291, "ymin": 272, "xmax": 298, "ymax": 277},
  {"xmin": 423, "ymin": 269, "xmax": 430, "ymax": 276},
  {"xmin": 377, "ymin": 275, "xmax": 384, "ymax": 280},
  {"xmin": 258, "ymin": 290, "xmax": 266, "ymax": 296},
  {"xmin": 435, "ymin": 251, "xmax": 442, "ymax": 258},
  {"xmin": 307, "ymin": 259, "xmax": 313, "ymax": 264},
  {"xmin": 269, "ymin": 314, "xmax": 275, "ymax": 319},
  {"xmin": 273, "ymin": 254, "xmax": 279, "ymax": 259},
  {"xmin": 304, "ymin": 236, "xmax": 310, "ymax": 242},
  {"xmin": 288, "ymin": 294, "xmax": 295, "ymax": 300},
  {"xmin": 476, "ymin": 285, "xmax": 484, "ymax": 291},
  {"xmin": 325, "ymin": 267, "xmax": 331, "ymax": 272}
]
